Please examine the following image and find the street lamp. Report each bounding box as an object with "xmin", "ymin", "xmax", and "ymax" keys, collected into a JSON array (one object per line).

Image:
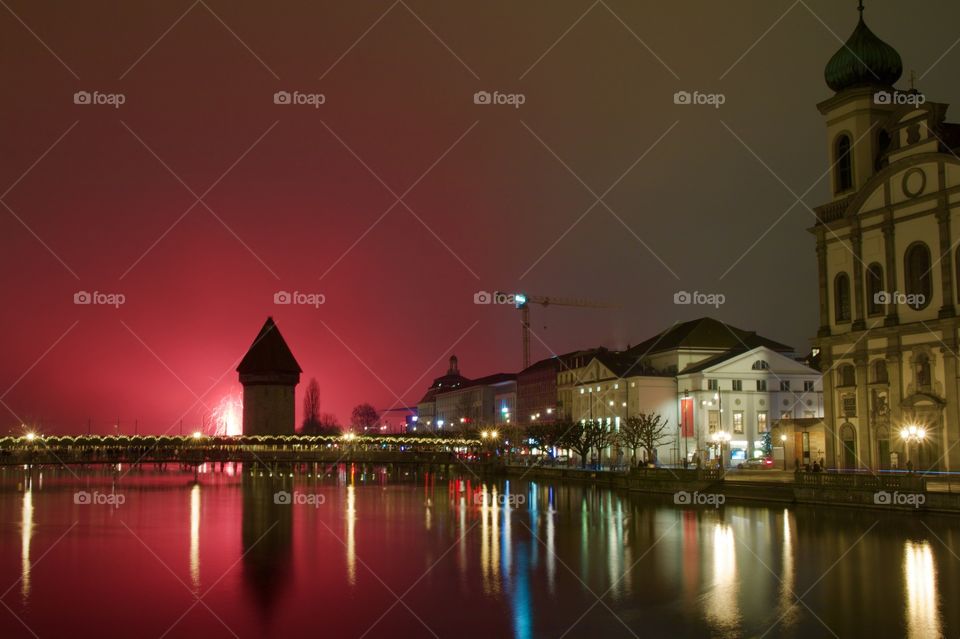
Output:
[
  {"xmin": 780, "ymin": 434, "xmax": 788, "ymax": 470},
  {"xmin": 899, "ymin": 424, "xmax": 926, "ymax": 472},
  {"xmin": 711, "ymin": 431, "xmax": 731, "ymax": 470}
]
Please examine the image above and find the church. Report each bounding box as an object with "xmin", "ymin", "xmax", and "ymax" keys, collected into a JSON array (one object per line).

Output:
[{"xmin": 812, "ymin": 2, "xmax": 960, "ymax": 471}]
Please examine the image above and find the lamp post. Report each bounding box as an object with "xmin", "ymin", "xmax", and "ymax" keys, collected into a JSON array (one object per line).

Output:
[
  {"xmin": 780, "ymin": 434, "xmax": 788, "ymax": 471},
  {"xmin": 899, "ymin": 424, "xmax": 926, "ymax": 473},
  {"xmin": 711, "ymin": 431, "xmax": 730, "ymax": 471}
]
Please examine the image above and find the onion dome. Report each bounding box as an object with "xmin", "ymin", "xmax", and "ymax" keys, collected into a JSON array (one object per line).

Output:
[{"xmin": 824, "ymin": 3, "xmax": 902, "ymax": 92}]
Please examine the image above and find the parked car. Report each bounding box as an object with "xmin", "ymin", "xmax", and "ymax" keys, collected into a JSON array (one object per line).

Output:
[{"xmin": 738, "ymin": 457, "xmax": 774, "ymax": 470}]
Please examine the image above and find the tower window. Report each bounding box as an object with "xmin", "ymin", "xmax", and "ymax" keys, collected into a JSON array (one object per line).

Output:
[
  {"xmin": 904, "ymin": 242, "xmax": 932, "ymax": 310},
  {"xmin": 834, "ymin": 272, "xmax": 851, "ymax": 322},
  {"xmin": 835, "ymin": 135, "xmax": 853, "ymax": 193}
]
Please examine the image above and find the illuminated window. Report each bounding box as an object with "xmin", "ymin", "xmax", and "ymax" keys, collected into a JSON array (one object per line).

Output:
[
  {"xmin": 733, "ymin": 410, "xmax": 744, "ymax": 434},
  {"xmin": 757, "ymin": 411, "xmax": 768, "ymax": 433}
]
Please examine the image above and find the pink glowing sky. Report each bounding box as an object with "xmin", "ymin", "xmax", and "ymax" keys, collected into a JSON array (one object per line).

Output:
[{"xmin": 2, "ymin": 1, "xmax": 959, "ymax": 433}]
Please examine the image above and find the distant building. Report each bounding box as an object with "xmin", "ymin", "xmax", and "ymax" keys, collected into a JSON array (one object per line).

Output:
[
  {"xmin": 416, "ymin": 355, "xmax": 468, "ymax": 430},
  {"xmin": 516, "ymin": 357, "xmax": 561, "ymax": 424},
  {"xmin": 237, "ymin": 317, "xmax": 301, "ymax": 436},
  {"xmin": 812, "ymin": 4, "xmax": 960, "ymax": 470},
  {"xmin": 434, "ymin": 372, "xmax": 517, "ymax": 429}
]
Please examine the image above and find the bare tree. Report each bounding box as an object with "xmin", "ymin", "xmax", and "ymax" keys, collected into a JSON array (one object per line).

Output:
[
  {"xmin": 351, "ymin": 403, "xmax": 379, "ymax": 432},
  {"xmin": 621, "ymin": 411, "xmax": 672, "ymax": 465},
  {"xmin": 560, "ymin": 420, "xmax": 611, "ymax": 468},
  {"xmin": 318, "ymin": 412, "xmax": 341, "ymax": 435},
  {"xmin": 301, "ymin": 378, "xmax": 321, "ymax": 434}
]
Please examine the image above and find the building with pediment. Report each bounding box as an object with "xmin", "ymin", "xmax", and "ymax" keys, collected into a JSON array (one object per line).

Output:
[{"xmin": 812, "ymin": 2, "xmax": 960, "ymax": 470}]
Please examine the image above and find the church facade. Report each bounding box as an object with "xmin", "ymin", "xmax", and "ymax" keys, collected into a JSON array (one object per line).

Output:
[{"xmin": 812, "ymin": 4, "xmax": 960, "ymax": 471}]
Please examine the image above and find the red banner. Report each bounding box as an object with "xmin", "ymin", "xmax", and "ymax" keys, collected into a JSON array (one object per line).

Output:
[{"xmin": 681, "ymin": 398, "xmax": 694, "ymax": 437}]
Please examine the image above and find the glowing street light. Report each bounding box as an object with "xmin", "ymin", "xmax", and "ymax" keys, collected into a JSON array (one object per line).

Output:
[
  {"xmin": 711, "ymin": 431, "xmax": 731, "ymax": 471},
  {"xmin": 900, "ymin": 424, "xmax": 927, "ymax": 472},
  {"xmin": 191, "ymin": 431, "xmax": 203, "ymax": 440},
  {"xmin": 24, "ymin": 432, "xmax": 37, "ymax": 442},
  {"xmin": 780, "ymin": 434, "xmax": 788, "ymax": 470}
]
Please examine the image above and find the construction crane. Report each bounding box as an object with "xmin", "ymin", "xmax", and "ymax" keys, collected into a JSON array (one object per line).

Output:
[{"xmin": 496, "ymin": 292, "xmax": 619, "ymax": 369}]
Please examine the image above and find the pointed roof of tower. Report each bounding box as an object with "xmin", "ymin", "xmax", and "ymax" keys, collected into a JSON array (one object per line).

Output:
[
  {"xmin": 237, "ymin": 317, "xmax": 302, "ymax": 375},
  {"xmin": 824, "ymin": 1, "xmax": 902, "ymax": 93}
]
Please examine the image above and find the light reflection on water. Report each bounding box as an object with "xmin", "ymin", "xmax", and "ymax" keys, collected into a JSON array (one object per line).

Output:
[
  {"xmin": 4, "ymin": 465, "xmax": 959, "ymax": 638},
  {"xmin": 904, "ymin": 540, "xmax": 942, "ymax": 639}
]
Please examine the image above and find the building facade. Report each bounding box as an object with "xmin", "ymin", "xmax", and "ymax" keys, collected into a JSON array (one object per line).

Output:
[
  {"xmin": 812, "ymin": 5, "xmax": 960, "ymax": 471},
  {"xmin": 677, "ymin": 346, "xmax": 824, "ymax": 466}
]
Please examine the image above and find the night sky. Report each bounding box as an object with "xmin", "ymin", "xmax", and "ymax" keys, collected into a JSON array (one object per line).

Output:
[{"xmin": 2, "ymin": 0, "xmax": 960, "ymax": 433}]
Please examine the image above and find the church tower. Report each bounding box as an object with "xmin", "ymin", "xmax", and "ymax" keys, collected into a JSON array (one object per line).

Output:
[
  {"xmin": 238, "ymin": 317, "xmax": 302, "ymax": 436},
  {"xmin": 812, "ymin": 1, "xmax": 960, "ymax": 472}
]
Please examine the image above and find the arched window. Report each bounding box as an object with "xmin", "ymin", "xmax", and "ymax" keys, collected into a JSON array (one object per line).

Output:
[
  {"xmin": 837, "ymin": 364, "xmax": 856, "ymax": 387},
  {"xmin": 752, "ymin": 360, "xmax": 769, "ymax": 370},
  {"xmin": 866, "ymin": 263, "xmax": 884, "ymax": 315},
  {"xmin": 834, "ymin": 272, "xmax": 851, "ymax": 322},
  {"xmin": 871, "ymin": 360, "xmax": 888, "ymax": 384},
  {"xmin": 904, "ymin": 242, "xmax": 932, "ymax": 310},
  {"xmin": 835, "ymin": 135, "xmax": 853, "ymax": 192},
  {"xmin": 915, "ymin": 353, "xmax": 932, "ymax": 392}
]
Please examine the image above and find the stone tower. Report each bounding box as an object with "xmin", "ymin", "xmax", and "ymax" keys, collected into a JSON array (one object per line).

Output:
[{"xmin": 238, "ymin": 317, "xmax": 302, "ymax": 436}]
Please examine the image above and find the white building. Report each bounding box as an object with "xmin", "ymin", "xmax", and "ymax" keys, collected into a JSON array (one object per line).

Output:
[
  {"xmin": 677, "ymin": 346, "xmax": 824, "ymax": 466},
  {"xmin": 812, "ymin": 4, "xmax": 960, "ymax": 470}
]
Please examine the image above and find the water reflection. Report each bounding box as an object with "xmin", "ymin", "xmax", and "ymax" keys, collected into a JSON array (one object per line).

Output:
[
  {"xmin": 346, "ymin": 483, "xmax": 356, "ymax": 586},
  {"xmin": 705, "ymin": 523, "xmax": 740, "ymax": 635},
  {"xmin": 21, "ymin": 473, "xmax": 33, "ymax": 601},
  {"xmin": 189, "ymin": 483, "xmax": 201, "ymax": 591},
  {"xmin": 779, "ymin": 508, "xmax": 797, "ymax": 627},
  {"xmin": 904, "ymin": 540, "xmax": 942, "ymax": 639},
  {"xmin": 240, "ymin": 471, "xmax": 293, "ymax": 618}
]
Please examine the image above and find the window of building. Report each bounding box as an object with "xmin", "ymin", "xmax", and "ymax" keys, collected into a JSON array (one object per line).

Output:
[
  {"xmin": 871, "ymin": 360, "xmax": 888, "ymax": 384},
  {"xmin": 707, "ymin": 379, "xmax": 719, "ymax": 391},
  {"xmin": 780, "ymin": 380, "xmax": 790, "ymax": 391},
  {"xmin": 708, "ymin": 410, "xmax": 720, "ymax": 433},
  {"xmin": 842, "ymin": 394, "xmax": 857, "ymax": 417},
  {"xmin": 733, "ymin": 411, "xmax": 744, "ymax": 434},
  {"xmin": 757, "ymin": 380, "xmax": 767, "ymax": 392},
  {"xmin": 834, "ymin": 272, "xmax": 851, "ymax": 322},
  {"xmin": 904, "ymin": 242, "xmax": 932, "ymax": 310},
  {"xmin": 752, "ymin": 360, "xmax": 769, "ymax": 370},
  {"xmin": 837, "ymin": 364, "xmax": 856, "ymax": 387},
  {"xmin": 866, "ymin": 263, "xmax": 884, "ymax": 315},
  {"xmin": 835, "ymin": 134, "xmax": 853, "ymax": 192},
  {"xmin": 732, "ymin": 379, "xmax": 742, "ymax": 391},
  {"xmin": 757, "ymin": 411, "xmax": 768, "ymax": 433},
  {"xmin": 803, "ymin": 380, "xmax": 815, "ymax": 392}
]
